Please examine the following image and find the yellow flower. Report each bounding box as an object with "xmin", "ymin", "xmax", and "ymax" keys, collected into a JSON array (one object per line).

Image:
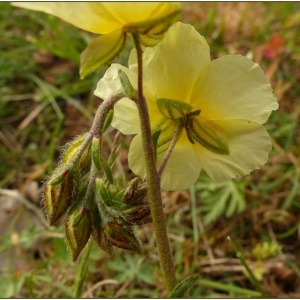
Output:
[
  {"xmin": 96, "ymin": 22, "xmax": 278, "ymax": 191},
  {"xmin": 12, "ymin": 2, "xmax": 181, "ymax": 78}
]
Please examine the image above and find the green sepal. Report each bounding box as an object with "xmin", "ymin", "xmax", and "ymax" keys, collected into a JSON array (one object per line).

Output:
[
  {"xmin": 111, "ymin": 189, "xmax": 125, "ymax": 205},
  {"xmin": 91, "ymin": 136, "xmax": 101, "ymax": 171},
  {"xmin": 88, "ymin": 207, "xmax": 113, "ymax": 256},
  {"xmin": 80, "ymin": 29, "xmax": 126, "ymax": 79},
  {"xmin": 103, "ymin": 109, "xmax": 114, "ymax": 132},
  {"xmin": 157, "ymin": 98, "xmax": 193, "ymax": 120},
  {"xmin": 139, "ymin": 33, "xmax": 165, "ymax": 47},
  {"xmin": 62, "ymin": 133, "xmax": 91, "ymax": 171},
  {"xmin": 71, "ymin": 207, "xmax": 86, "ymax": 227},
  {"xmin": 65, "ymin": 208, "xmax": 92, "ymax": 261},
  {"xmin": 186, "ymin": 128, "xmax": 195, "ymax": 144},
  {"xmin": 95, "ymin": 178, "xmax": 112, "ymax": 207},
  {"xmin": 190, "ymin": 116, "xmax": 229, "ymax": 155},
  {"xmin": 44, "ymin": 175, "xmax": 74, "ymax": 225},
  {"xmin": 122, "ymin": 203, "xmax": 151, "ymax": 225},
  {"xmin": 168, "ymin": 274, "xmax": 199, "ymax": 298},
  {"xmin": 104, "ymin": 222, "xmax": 143, "ymax": 255},
  {"xmin": 50, "ymin": 167, "xmax": 69, "ymax": 186},
  {"xmin": 123, "ymin": 178, "xmax": 148, "ymax": 205},
  {"xmin": 118, "ymin": 69, "xmax": 137, "ymax": 99},
  {"xmin": 101, "ymin": 159, "xmax": 114, "ymax": 184}
]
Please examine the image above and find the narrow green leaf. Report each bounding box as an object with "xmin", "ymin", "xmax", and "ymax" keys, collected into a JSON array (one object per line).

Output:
[
  {"xmin": 80, "ymin": 29, "xmax": 126, "ymax": 79},
  {"xmin": 198, "ymin": 279, "xmax": 262, "ymax": 297},
  {"xmin": 118, "ymin": 69, "xmax": 137, "ymax": 99},
  {"xmin": 102, "ymin": 159, "xmax": 114, "ymax": 184},
  {"xmin": 103, "ymin": 109, "xmax": 114, "ymax": 132},
  {"xmin": 95, "ymin": 178, "xmax": 112, "ymax": 207},
  {"xmin": 168, "ymin": 274, "xmax": 199, "ymax": 298}
]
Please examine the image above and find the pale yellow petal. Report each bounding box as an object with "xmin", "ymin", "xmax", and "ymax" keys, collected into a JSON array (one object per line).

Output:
[
  {"xmin": 193, "ymin": 119, "xmax": 272, "ymax": 181},
  {"xmin": 13, "ymin": 2, "xmax": 122, "ymax": 34},
  {"xmin": 127, "ymin": 135, "xmax": 147, "ymax": 182},
  {"xmin": 94, "ymin": 63, "xmax": 136, "ymax": 100},
  {"xmin": 191, "ymin": 55, "xmax": 278, "ymax": 124},
  {"xmin": 128, "ymin": 134, "xmax": 201, "ymax": 191},
  {"xmin": 136, "ymin": 22, "xmax": 210, "ymax": 103},
  {"xmin": 94, "ymin": 64, "xmax": 140, "ymax": 135},
  {"xmin": 157, "ymin": 135, "xmax": 201, "ymax": 191},
  {"xmin": 112, "ymin": 99, "xmax": 140, "ymax": 135}
]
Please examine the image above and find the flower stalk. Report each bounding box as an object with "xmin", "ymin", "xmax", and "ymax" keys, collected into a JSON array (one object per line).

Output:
[
  {"xmin": 73, "ymin": 239, "xmax": 93, "ymax": 298},
  {"xmin": 132, "ymin": 33, "xmax": 177, "ymax": 292}
]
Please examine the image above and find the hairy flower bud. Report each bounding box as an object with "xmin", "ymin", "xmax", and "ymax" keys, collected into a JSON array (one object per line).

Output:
[
  {"xmin": 123, "ymin": 178, "xmax": 148, "ymax": 205},
  {"xmin": 88, "ymin": 208, "xmax": 113, "ymax": 255},
  {"xmin": 65, "ymin": 207, "xmax": 92, "ymax": 261},
  {"xmin": 122, "ymin": 204, "xmax": 152, "ymax": 225},
  {"xmin": 62, "ymin": 134, "xmax": 91, "ymax": 171},
  {"xmin": 49, "ymin": 167, "xmax": 70, "ymax": 186},
  {"xmin": 104, "ymin": 222, "xmax": 143, "ymax": 254},
  {"xmin": 44, "ymin": 173, "xmax": 73, "ymax": 225}
]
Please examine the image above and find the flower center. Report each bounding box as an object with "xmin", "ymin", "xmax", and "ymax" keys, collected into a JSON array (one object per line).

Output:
[{"xmin": 153, "ymin": 98, "xmax": 230, "ymax": 155}]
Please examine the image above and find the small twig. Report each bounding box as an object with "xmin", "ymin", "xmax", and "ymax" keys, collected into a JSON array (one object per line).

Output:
[
  {"xmin": 0, "ymin": 189, "xmax": 48, "ymax": 228},
  {"xmin": 82, "ymin": 279, "xmax": 118, "ymax": 298},
  {"xmin": 113, "ymin": 279, "xmax": 131, "ymax": 298},
  {"xmin": 198, "ymin": 218, "xmax": 215, "ymax": 264}
]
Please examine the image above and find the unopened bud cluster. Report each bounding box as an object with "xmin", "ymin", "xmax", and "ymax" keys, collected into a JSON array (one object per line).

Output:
[{"xmin": 43, "ymin": 133, "xmax": 151, "ymax": 261}]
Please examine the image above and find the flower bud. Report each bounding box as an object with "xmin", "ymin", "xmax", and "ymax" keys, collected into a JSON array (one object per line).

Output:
[
  {"xmin": 65, "ymin": 207, "xmax": 92, "ymax": 261},
  {"xmin": 49, "ymin": 167, "xmax": 69, "ymax": 186},
  {"xmin": 62, "ymin": 134, "xmax": 91, "ymax": 171},
  {"xmin": 122, "ymin": 203, "xmax": 152, "ymax": 225},
  {"xmin": 104, "ymin": 222, "xmax": 143, "ymax": 254},
  {"xmin": 91, "ymin": 227, "xmax": 113, "ymax": 255},
  {"xmin": 87, "ymin": 208, "xmax": 113, "ymax": 255},
  {"xmin": 44, "ymin": 174, "xmax": 73, "ymax": 225},
  {"xmin": 123, "ymin": 178, "xmax": 148, "ymax": 205}
]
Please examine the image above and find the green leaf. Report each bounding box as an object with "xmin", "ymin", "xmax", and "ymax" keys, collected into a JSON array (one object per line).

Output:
[
  {"xmin": 168, "ymin": 274, "xmax": 199, "ymax": 298},
  {"xmin": 80, "ymin": 29, "xmax": 126, "ymax": 79},
  {"xmin": 101, "ymin": 159, "xmax": 114, "ymax": 184}
]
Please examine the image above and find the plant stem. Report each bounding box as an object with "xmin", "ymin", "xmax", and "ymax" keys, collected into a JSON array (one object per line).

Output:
[
  {"xmin": 73, "ymin": 239, "xmax": 93, "ymax": 298},
  {"xmin": 158, "ymin": 123, "xmax": 182, "ymax": 178},
  {"xmin": 68, "ymin": 93, "xmax": 124, "ymax": 168},
  {"xmin": 132, "ymin": 33, "xmax": 177, "ymax": 293},
  {"xmin": 73, "ymin": 94, "xmax": 123, "ymax": 298}
]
